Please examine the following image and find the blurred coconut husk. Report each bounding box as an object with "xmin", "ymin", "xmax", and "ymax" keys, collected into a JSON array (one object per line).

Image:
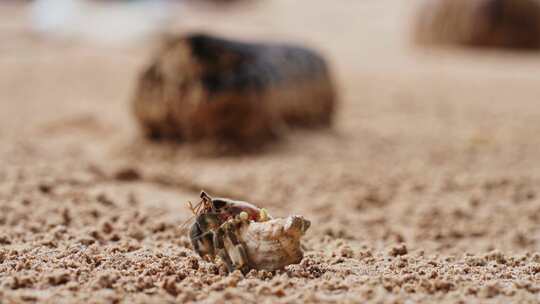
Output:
[
  {"xmin": 413, "ymin": 0, "xmax": 540, "ymax": 49},
  {"xmin": 132, "ymin": 33, "xmax": 336, "ymax": 149}
]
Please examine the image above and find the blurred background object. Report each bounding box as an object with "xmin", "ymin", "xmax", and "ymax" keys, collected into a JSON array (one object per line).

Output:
[
  {"xmin": 414, "ymin": 0, "xmax": 540, "ymax": 49},
  {"xmin": 29, "ymin": 0, "xmax": 175, "ymax": 46},
  {"xmin": 132, "ymin": 33, "xmax": 336, "ymax": 148}
]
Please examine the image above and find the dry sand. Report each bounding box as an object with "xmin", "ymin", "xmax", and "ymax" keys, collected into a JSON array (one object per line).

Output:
[{"xmin": 2, "ymin": 1, "xmax": 540, "ymax": 303}]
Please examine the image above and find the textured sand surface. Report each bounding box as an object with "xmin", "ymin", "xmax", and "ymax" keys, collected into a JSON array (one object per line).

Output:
[{"xmin": 2, "ymin": 1, "xmax": 540, "ymax": 303}]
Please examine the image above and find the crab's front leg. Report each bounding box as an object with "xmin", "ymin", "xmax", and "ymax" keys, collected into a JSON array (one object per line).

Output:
[
  {"xmin": 213, "ymin": 225, "xmax": 235, "ymax": 271},
  {"xmin": 225, "ymin": 222, "xmax": 250, "ymax": 273},
  {"xmin": 191, "ymin": 213, "xmax": 220, "ymax": 260},
  {"xmin": 213, "ymin": 216, "xmax": 250, "ymax": 273}
]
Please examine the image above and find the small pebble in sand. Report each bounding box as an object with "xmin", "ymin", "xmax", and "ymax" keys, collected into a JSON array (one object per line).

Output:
[{"xmin": 389, "ymin": 243, "xmax": 408, "ymax": 257}]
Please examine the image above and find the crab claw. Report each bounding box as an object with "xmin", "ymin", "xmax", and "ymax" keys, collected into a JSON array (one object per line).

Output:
[
  {"xmin": 284, "ymin": 215, "xmax": 310, "ymax": 237},
  {"xmin": 259, "ymin": 208, "xmax": 270, "ymax": 222},
  {"xmin": 239, "ymin": 211, "xmax": 249, "ymax": 221}
]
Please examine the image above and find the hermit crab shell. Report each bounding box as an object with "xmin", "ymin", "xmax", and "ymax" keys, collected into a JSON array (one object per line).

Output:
[{"xmin": 232, "ymin": 215, "xmax": 310, "ymax": 271}]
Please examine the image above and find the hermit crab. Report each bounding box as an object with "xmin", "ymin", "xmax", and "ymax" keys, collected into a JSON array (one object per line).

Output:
[{"xmin": 184, "ymin": 191, "xmax": 310, "ymax": 273}]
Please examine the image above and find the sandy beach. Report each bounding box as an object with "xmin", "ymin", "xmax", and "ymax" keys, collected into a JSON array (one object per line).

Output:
[{"xmin": 2, "ymin": 1, "xmax": 540, "ymax": 302}]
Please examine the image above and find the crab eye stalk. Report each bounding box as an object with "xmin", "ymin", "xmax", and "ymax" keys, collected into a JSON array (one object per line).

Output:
[{"xmin": 200, "ymin": 191, "xmax": 212, "ymax": 201}]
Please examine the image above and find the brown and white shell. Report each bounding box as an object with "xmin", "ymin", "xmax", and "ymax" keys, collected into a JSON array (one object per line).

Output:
[{"xmin": 230, "ymin": 215, "xmax": 310, "ymax": 271}]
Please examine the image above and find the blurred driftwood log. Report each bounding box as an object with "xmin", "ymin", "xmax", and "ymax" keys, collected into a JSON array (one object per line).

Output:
[
  {"xmin": 132, "ymin": 33, "xmax": 336, "ymax": 146},
  {"xmin": 414, "ymin": 0, "xmax": 540, "ymax": 49}
]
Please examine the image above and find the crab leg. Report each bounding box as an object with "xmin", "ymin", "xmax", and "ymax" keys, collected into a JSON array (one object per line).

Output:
[
  {"xmin": 213, "ymin": 226, "xmax": 235, "ymax": 271},
  {"xmin": 224, "ymin": 223, "xmax": 250, "ymax": 273},
  {"xmin": 212, "ymin": 218, "xmax": 250, "ymax": 273}
]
